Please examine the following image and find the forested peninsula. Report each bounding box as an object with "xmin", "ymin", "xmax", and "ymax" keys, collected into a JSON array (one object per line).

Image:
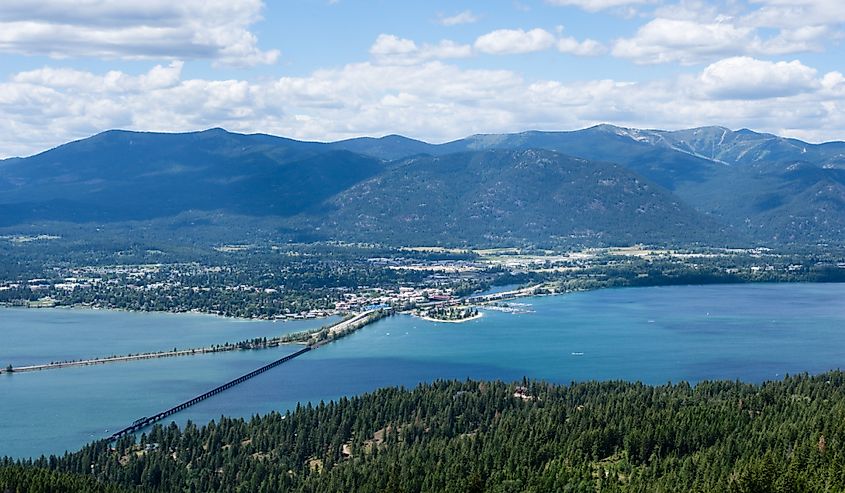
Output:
[{"xmin": 5, "ymin": 372, "xmax": 845, "ymax": 492}]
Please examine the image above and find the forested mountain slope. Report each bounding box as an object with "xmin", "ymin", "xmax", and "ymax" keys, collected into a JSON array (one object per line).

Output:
[
  {"xmin": 0, "ymin": 129, "xmax": 382, "ymax": 225},
  {"xmin": 305, "ymin": 149, "xmax": 727, "ymax": 247},
  {"xmin": 6, "ymin": 372, "xmax": 845, "ymax": 492},
  {"xmin": 2, "ymin": 125, "xmax": 844, "ymax": 246}
]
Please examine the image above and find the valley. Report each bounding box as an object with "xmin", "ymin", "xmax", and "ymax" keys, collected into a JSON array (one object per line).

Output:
[
  {"xmin": 5, "ymin": 2, "xmax": 845, "ymax": 489},
  {"xmin": 4, "ymin": 125, "xmax": 845, "ymax": 490}
]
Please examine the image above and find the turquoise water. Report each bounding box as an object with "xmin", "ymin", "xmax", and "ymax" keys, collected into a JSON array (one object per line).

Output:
[
  {"xmin": 0, "ymin": 308, "xmax": 339, "ymax": 366},
  {"xmin": 3, "ymin": 283, "xmax": 845, "ymax": 458}
]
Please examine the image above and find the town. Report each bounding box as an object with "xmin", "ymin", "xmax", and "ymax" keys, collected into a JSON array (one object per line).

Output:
[{"xmin": 3, "ymin": 237, "xmax": 844, "ymax": 323}]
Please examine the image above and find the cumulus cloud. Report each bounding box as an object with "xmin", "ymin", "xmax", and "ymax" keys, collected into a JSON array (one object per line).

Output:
[
  {"xmin": 746, "ymin": 0, "xmax": 845, "ymax": 29},
  {"xmin": 438, "ymin": 10, "xmax": 479, "ymax": 26},
  {"xmin": 1, "ymin": 56, "xmax": 844, "ymax": 158},
  {"xmin": 760, "ymin": 25, "xmax": 830, "ymax": 55},
  {"xmin": 696, "ymin": 57, "xmax": 819, "ymax": 99},
  {"xmin": 545, "ymin": 0, "xmax": 650, "ymax": 12},
  {"xmin": 475, "ymin": 28, "xmax": 557, "ymax": 54},
  {"xmin": 373, "ymin": 29, "xmax": 604, "ymax": 62},
  {"xmin": 558, "ymin": 36, "xmax": 606, "ymax": 56},
  {"xmin": 612, "ymin": 18, "xmax": 758, "ymax": 64},
  {"xmin": 370, "ymin": 34, "xmax": 472, "ymax": 65},
  {"xmin": 370, "ymin": 34, "xmax": 418, "ymax": 57},
  {"xmin": 612, "ymin": 16, "xmax": 830, "ymax": 65},
  {"xmin": 12, "ymin": 61, "xmax": 184, "ymax": 92},
  {"xmin": 0, "ymin": 0, "xmax": 278, "ymax": 66}
]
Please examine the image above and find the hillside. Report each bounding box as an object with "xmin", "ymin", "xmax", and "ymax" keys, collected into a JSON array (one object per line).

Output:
[
  {"xmin": 303, "ymin": 125, "xmax": 845, "ymax": 245},
  {"xmin": 0, "ymin": 129, "xmax": 382, "ymax": 225},
  {"xmin": 630, "ymin": 126, "xmax": 845, "ymax": 168},
  {"xmin": 7, "ymin": 372, "xmax": 845, "ymax": 492},
  {"xmin": 2, "ymin": 125, "xmax": 845, "ymax": 246},
  {"xmin": 304, "ymin": 149, "xmax": 727, "ymax": 247},
  {"xmin": 328, "ymin": 134, "xmax": 435, "ymax": 160},
  {"xmin": 358, "ymin": 125, "xmax": 845, "ymax": 245}
]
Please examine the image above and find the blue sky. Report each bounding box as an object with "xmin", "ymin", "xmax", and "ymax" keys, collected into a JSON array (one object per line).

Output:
[{"xmin": 0, "ymin": 0, "xmax": 843, "ymax": 157}]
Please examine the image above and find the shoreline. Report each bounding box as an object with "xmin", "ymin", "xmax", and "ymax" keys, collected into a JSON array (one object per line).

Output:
[
  {"xmin": 1, "ymin": 311, "xmax": 384, "ymax": 375},
  {"xmin": 0, "ymin": 302, "xmax": 340, "ymax": 323},
  {"xmin": 4, "ymin": 279, "xmax": 844, "ymax": 324}
]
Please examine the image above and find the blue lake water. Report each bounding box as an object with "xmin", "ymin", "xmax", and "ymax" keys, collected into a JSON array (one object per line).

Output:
[
  {"xmin": 3, "ymin": 283, "xmax": 845, "ymax": 458},
  {"xmin": 0, "ymin": 307, "xmax": 339, "ymax": 366}
]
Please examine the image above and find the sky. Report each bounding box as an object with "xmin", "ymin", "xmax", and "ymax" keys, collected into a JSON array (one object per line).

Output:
[{"xmin": 0, "ymin": 0, "xmax": 843, "ymax": 157}]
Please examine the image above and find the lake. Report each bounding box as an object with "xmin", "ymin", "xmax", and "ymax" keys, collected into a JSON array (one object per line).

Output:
[
  {"xmin": 3, "ymin": 283, "xmax": 845, "ymax": 458},
  {"xmin": 0, "ymin": 307, "xmax": 340, "ymax": 366}
]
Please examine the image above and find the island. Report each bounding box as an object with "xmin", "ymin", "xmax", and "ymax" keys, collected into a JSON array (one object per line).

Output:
[{"xmin": 417, "ymin": 305, "xmax": 482, "ymax": 323}]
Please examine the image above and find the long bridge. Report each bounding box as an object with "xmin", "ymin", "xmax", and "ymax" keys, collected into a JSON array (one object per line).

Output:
[
  {"xmin": 107, "ymin": 346, "xmax": 312, "ymax": 441},
  {"xmin": 4, "ymin": 346, "xmax": 227, "ymax": 374},
  {"xmin": 105, "ymin": 309, "xmax": 385, "ymax": 441},
  {"xmin": 464, "ymin": 283, "xmax": 545, "ymax": 304},
  {"xmin": 2, "ymin": 311, "xmax": 378, "ymax": 375}
]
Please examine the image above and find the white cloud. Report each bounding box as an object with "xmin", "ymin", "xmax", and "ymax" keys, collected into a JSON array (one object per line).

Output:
[
  {"xmin": 370, "ymin": 34, "xmax": 418, "ymax": 57},
  {"xmin": 475, "ymin": 28, "xmax": 557, "ymax": 54},
  {"xmin": 696, "ymin": 57, "xmax": 820, "ymax": 99},
  {"xmin": 821, "ymin": 71, "xmax": 845, "ymax": 94},
  {"xmin": 760, "ymin": 25, "xmax": 830, "ymax": 55},
  {"xmin": 377, "ymin": 29, "xmax": 604, "ymax": 61},
  {"xmin": 612, "ymin": 16, "xmax": 830, "ymax": 65},
  {"xmin": 558, "ymin": 37, "xmax": 606, "ymax": 56},
  {"xmin": 427, "ymin": 40, "xmax": 475, "ymax": 59},
  {"xmin": 438, "ymin": 10, "xmax": 479, "ymax": 26},
  {"xmin": 1, "ymin": 56, "xmax": 844, "ymax": 159},
  {"xmin": 12, "ymin": 61, "xmax": 184, "ymax": 92},
  {"xmin": 612, "ymin": 18, "xmax": 757, "ymax": 64},
  {"xmin": 545, "ymin": 0, "xmax": 650, "ymax": 12},
  {"xmin": 370, "ymin": 35, "xmax": 472, "ymax": 65},
  {"xmin": 0, "ymin": 0, "xmax": 278, "ymax": 66},
  {"xmin": 746, "ymin": 0, "xmax": 845, "ymax": 29},
  {"xmin": 652, "ymin": 1, "xmax": 728, "ymax": 21}
]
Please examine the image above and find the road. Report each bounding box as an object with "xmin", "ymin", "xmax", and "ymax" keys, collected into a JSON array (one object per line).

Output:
[{"xmin": 1, "ymin": 311, "xmax": 380, "ymax": 374}]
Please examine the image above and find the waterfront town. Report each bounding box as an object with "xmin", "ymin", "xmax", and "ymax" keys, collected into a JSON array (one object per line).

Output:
[{"xmin": 2, "ymin": 239, "xmax": 843, "ymax": 322}]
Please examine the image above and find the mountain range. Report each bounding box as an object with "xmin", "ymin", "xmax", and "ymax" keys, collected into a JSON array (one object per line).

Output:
[{"xmin": 1, "ymin": 124, "xmax": 843, "ymax": 248}]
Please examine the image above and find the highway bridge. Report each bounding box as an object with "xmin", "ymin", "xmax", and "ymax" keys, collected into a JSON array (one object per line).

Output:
[
  {"xmin": 105, "ymin": 309, "xmax": 386, "ymax": 441},
  {"xmin": 465, "ymin": 284, "xmax": 545, "ymax": 304},
  {"xmin": 107, "ymin": 346, "xmax": 312, "ymax": 442},
  {"xmin": 2, "ymin": 311, "xmax": 380, "ymax": 375}
]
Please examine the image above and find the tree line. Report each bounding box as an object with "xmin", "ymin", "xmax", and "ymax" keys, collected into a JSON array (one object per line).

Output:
[{"xmin": 6, "ymin": 372, "xmax": 845, "ymax": 491}]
